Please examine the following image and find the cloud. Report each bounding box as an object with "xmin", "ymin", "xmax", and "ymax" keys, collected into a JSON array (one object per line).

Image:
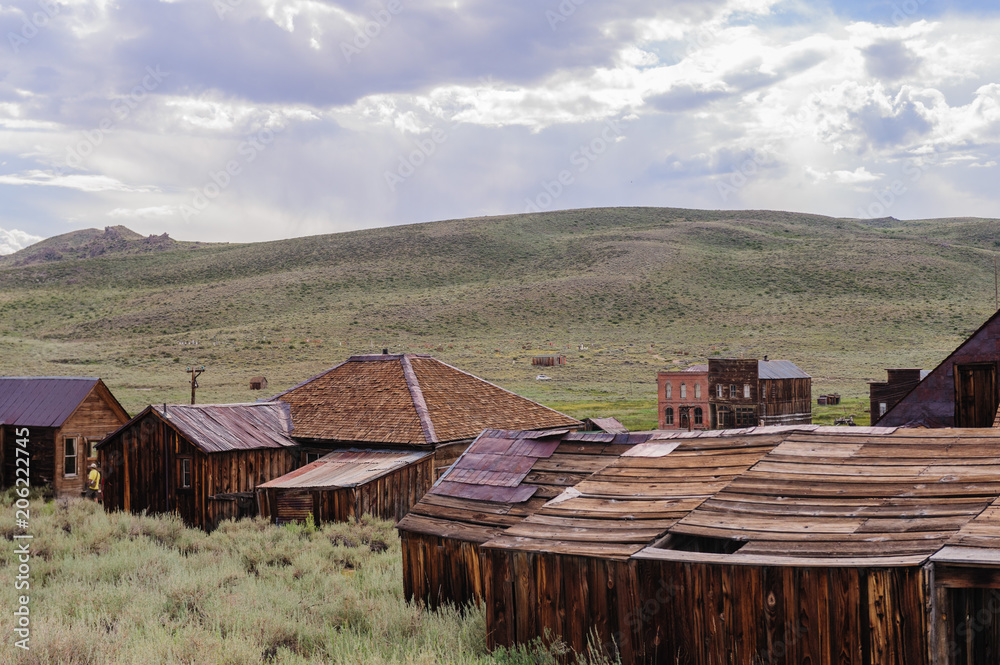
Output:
[
  {"xmin": 0, "ymin": 171, "xmax": 158, "ymax": 193},
  {"xmin": 0, "ymin": 227, "xmax": 43, "ymax": 255},
  {"xmin": 863, "ymin": 40, "xmax": 922, "ymax": 80}
]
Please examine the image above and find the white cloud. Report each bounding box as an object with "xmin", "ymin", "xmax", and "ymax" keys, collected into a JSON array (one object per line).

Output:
[
  {"xmin": 0, "ymin": 171, "xmax": 158, "ymax": 193},
  {"xmin": 0, "ymin": 228, "xmax": 44, "ymax": 255}
]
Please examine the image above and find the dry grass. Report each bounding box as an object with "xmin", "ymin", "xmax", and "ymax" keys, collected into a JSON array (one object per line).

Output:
[{"xmin": 0, "ymin": 490, "xmax": 617, "ymax": 665}]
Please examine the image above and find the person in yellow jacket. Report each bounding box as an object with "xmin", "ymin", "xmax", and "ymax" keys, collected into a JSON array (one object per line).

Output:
[{"xmin": 84, "ymin": 463, "xmax": 102, "ymax": 502}]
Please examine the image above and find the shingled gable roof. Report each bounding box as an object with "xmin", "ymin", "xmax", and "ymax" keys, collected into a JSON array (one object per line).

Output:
[
  {"xmin": 268, "ymin": 354, "xmax": 582, "ymax": 445},
  {"xmin": 100, "ymin": 402, "xmax": 298, "ymax": 454},
  {"xmin": 0, "ymin": 377, "xmax": 125, "ymax": 428}
]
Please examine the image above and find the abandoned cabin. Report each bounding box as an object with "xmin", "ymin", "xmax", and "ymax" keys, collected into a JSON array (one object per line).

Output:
[
  {"xmin": 254, "ymin": 353, "xmax": 580, "ymax": 525},
  {"xmin": 97, "ymin": 402, "xmax": 298, "ymax": 531},
  {"xmin": 248, "ymin": 376, "xmax": 268, "ymax": 391},
  {"xmin": 657, "ymin": 358, "xmax": 812, "ymax": 430},
  {"xmin": 399, "ymin": 425, "xmax": 1000, "ymax": 665},
  {"xmin": 876, "ymin": 311, "xmax": 1000, "ymax": 427},
  {"xmin": 0, "ymin": 377, "xmax": 129, "ymax": 498}
]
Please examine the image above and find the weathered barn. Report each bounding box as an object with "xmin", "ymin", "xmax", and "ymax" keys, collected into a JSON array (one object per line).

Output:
[
  {"xmin": 709, "ymin": 358, "xmax": 812, "ymax": 427},
  {"xmin": 249, "ymin": 376, "xmax": 268, "ymax": 391},
  {"xmin": 532, "ymin": 355, "xmax": 567, "ymax": 367},
  {"xmin": 98, "ymin": 403, "xmax": 298, "ymax": 530},
  {"xmin": 399, "ymin": 425, "xmax": 1000, "ymax": 665},
  {"xmin": 656, "ymin": 365, "xmax": 709, "ymax": 430},
  {"xmin": 878, "ymin": 311, "xmax": 1000, "ymax": 427},
  {"xmin": 256, "ymin": 448, "xmax": 434, "ymax": 525},
  {"xmin": 269, "ymin": 353, "xmax": 581, "ymax": 473},
  {"xmin": 0, "ymin": 377, "xmax": 129, "ymax": 497}
]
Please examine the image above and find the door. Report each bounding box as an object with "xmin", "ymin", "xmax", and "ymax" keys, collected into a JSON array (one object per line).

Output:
[{"xmin": 955, "ymin": 363, "xmax": 999, "ymax": 427}]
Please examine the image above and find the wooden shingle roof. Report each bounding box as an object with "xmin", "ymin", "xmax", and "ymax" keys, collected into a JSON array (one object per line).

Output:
[
  {"xmin": 401, "ymin": 425, "xmax": 1000, "ymax": 566},
  {"xmin": 270, "ymin": 354, "xmax": 581, "ymax": 445}
]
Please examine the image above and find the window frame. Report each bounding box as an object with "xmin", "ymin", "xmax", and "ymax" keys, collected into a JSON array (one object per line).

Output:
[
  {"xmin": 665, "ymin": 382, "xmax": 672, "ymax": 399},
  {"xmin": 664, "ymin": 407, "xmax": 674, "ymax": 426},
  {"xmin": 694, "ymin": 407, "xmax": 703, "ymax": 425},
  {"xmin": 178, "ymin": 456, "xmax": 192, "ymax": 489},
  {"xmin": 680, "ymin": 383, "xmax": 687, "ymax": 399},
  {"xmin": 63, "ymin": 436, "xmax": 79, "ymax": 477}
]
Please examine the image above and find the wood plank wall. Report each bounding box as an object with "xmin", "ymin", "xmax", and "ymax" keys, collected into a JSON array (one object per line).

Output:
[
  {"xmin": 2, "ymin": 426, "xmax": 55, "ymax": 491},
  {"xmin": 759, "ymin": 377, "xmax": 813, "ymax": 425},
  {"xmin": 401, "ymin": 531, "xmax": 486, "ymax": 609},
  {"xmin": 55, "ymin": 387, "xmax": 130, "ymax": 497},
  {"xmin": 482, "ymin": 550, "xmax": 930, "ymax": 665},
  {"xmin": 258, "ymin": 456, "xmax": 434, "ymax": 525},
  {"xmin": 99, "ymin": 411, "xmax": 296, "ymax": 531}
]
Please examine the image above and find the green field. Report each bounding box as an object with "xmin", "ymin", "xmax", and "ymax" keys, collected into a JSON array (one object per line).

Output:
[{"xmin": 2, "ymin": 207, "xmax": 997, "ymax": 427}]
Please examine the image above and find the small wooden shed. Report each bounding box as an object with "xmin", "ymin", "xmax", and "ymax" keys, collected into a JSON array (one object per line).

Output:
[
  {"xmin": 98, "ymin": 402, "xmax": 299, "ymax": 531},
  {"xmin": 532, "ymin": 355, "xmax": 566, "ymax": 366},
  {"xmin": 0, "ymin": 377, "xmax": 129, "ymax": 498},
  {"xmin": 256, "ymin": 448, "xmax": 434, "ymax": 525},
  {"xmin": 249, "ymin": 376, "xmax": 268, "ymax": 391}
]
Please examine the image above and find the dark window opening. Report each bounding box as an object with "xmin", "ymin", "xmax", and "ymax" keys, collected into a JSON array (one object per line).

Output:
[
  {"xmin": 659, "ymin": 533, "xmax": 746, "ymax": 554},
  {"xmin": 664, "ymin": 407, "xmax": 674, "ymax": 425},
  {"xmin": 694, "ymin": 407, "xmax": 703, "ymax": 425},
  {"xmin": 735, "ymin": 406, "xmax": 756, "ymax": 427}
]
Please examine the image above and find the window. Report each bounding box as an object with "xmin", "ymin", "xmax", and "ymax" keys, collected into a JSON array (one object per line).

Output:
[
  {"xmin": 716, "ymin": 384, "xmax": 724, "ymax": 398},
  {"xmin": 664, "ymin": 407, "xmax": 674, "ymax": 425},
  {"xmin": 88, "ymin": 439, "xmax": 101, "ymax": 460},
  {"xmin": 680, "ymin": 383, "xmax": 687, "ymax": 399},
  {"xmin": 879, "ymin": 402, "xmax": 887, "ymax": 417},
  {"xmin": 179, "ymin": 457, "xmax": 192, "ymax": 489},
  {"xmin": 716, "ymin": 406, "xmax": 731, "ymax": 428},
  {"xmin": 730, "ymin": 384, "xmax": 738, "ymax": 398},
  {"xmin": 735, "ymin": 407, "xmax": 757, "ymax": 427},
  {"xmin": 694, "ymin": 407, "xmax": 703, "ymax": 425},
  {"xmin": 744, "ymin": 384, "xmax": 751, "ymax": 398},
  {"xmin": 695, "ymin": 384, "xmax": 701, "ymax": 399},
  {"xmin": 63, "ymin": 437, "xmax": 78, "ymax": 477},
  {"xmin": 665, "ymin": 382, "xmax": 672, "ymax": 399},
  {"xmin": 305, "ymin": 452, "xmax": 322, "ymax": 464}
]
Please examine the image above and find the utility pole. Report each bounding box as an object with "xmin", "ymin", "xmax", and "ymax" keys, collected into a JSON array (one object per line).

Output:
[{"xmin": 187, "ymin": 366, "xmax": 205, "ymax": 405}]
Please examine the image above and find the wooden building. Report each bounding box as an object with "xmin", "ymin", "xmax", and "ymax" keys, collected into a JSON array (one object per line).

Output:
[
  {"xmin": 656, "ymin": 365, "xmax": 709, "ymax": 430},
  {"xmin": 869, "ymin": 368, "xmax": 927, "ymax": 424},
  {"xmin": 878, "ymin": 311, "xmax": 1000, "ymax": 427},
  {"xmin": 709, "ymin": 358, "xmax": 812, "ymax": 428},
  {"xmin": 532, "ymin": 355, "xmax": 566, "ymax": 367},
  {"xmin": 98, "ymin": 403, "xmax": 298, "ymax": 530},
  {"xmin": 269, "ymin": 353, "xmax": 581, "ymax": 474},
  {"xmin": 399, "ymin": 425, "xmax": 1000, "ymax": 665},
  {"xmin": 256, "ymin": 449, "xmax": 434, "ymax": 525},
  {"xmin": 248, "ymin": 376, "xmax": 268, "ymax": 391},
  {"xmin": 0, "ymin": 377, "xmax": 129, "ymax": 498}
]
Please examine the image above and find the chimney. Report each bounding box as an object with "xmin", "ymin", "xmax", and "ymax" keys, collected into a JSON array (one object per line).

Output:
[{"xmin": 382, "ymin": 348, "xmax": 389, "ymax": 355}]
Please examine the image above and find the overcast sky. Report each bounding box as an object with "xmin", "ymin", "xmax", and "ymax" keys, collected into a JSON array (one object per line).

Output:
[{"xmin": 1, "ymin": 0, "xmax": 999, "ymax": 252}]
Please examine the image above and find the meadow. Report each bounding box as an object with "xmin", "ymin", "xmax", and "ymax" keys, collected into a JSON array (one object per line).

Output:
[
  {"xmin": 2, "ymin": 206, "xmax": 999, "ymax": 425},
  {"xmin": 0, "ymin": 490, "xmax": 615, "ymax": 665}
]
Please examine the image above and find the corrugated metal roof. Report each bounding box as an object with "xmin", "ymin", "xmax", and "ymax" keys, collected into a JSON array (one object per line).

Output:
[
  {"xmin": 757, "ymin": 359, "xmax": 811, "ymax": 379},
  {"xmin": 258, "ymin": 449, "xmax": 432, "ymax": 489},
  {"xmin": 684, "ymin": 364, "xmax": 709, "ymax": 372},
  {"xmin": 0, "ymin": 377, "xmax": 99, "ymax": 427},
  {"xmin": 154, "ymin": 402, "xmax": 297, "ymax": 454},
  {"xmin": 584, "ymin": 417, "xmax": 629, "ymax": 434}
]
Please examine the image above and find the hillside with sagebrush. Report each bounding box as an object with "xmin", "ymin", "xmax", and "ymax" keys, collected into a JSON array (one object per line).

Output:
[{"xmin": 1, "ymin": 207, "xmax": 997, "ymax": 421}]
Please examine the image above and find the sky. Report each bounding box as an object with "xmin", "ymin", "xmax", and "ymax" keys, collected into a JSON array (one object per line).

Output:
[{"xmin": 1, "ymin": 0, "xmax": 1000, "ymax": 252}]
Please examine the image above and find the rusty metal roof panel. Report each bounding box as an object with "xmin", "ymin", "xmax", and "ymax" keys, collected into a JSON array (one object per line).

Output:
[
  {"xmin": 0, "ymin": 377, "xmax": 99, "ymax": 427},
  {"xmin": 155, "ymin": 402, "xmax": 297, "ymax": 454},
  {"xmin": 259, "ymin": 448, "xmax": 432, "ymax": 489},
  {"xmin": 757, "ymin": 359, "xmax": 811, "ymax": 380}
]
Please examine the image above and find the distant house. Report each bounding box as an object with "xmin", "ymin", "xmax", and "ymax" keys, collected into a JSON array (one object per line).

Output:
[
  {"xmin": 656, "ymin": 365, "xmax": 709, "ymax": 430},
  {"xmin": 878, "ymin": 311, "xmax": 1000, "ymax": 427},
  {"xmin": 257, "ymin": 449, "xmax": 434, "ymax": 525},
  {"xmin": 0, "ymin": 377, "xmax": 129, "ymax": 498},
  {"xmin": 869, "ymin": 369, "xmax": 928, "ymax": 425},
  {"xmin": 708, "ymin": 358, "xmax": 812, "ymax": 428},
  {"xmin": 248, "ymin": 376, "xmax": 268, "ymax": 391},
  {"xmin": 97, "ymin": 403, "xmax": 298, "ymax": 530},
  {"xmin": 532, "ymin": 355, "xmax": 566, "ymax": 367},
  {"xmin": 657, "ymin": 359, "xmax": 812, "ymax": 430}
]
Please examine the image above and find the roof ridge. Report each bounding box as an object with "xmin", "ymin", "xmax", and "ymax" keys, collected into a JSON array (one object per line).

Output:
[{"xmin": 400, "ymin": 354, "xmax": 438, "ymax": 445}]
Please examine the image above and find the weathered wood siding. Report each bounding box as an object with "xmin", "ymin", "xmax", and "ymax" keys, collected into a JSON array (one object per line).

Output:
[
  {"xmin": 54, "ymin": 385, "xmax": 129, "ymax": 497},
  {"xmin": 759, "ymin": 376, "xmax": 812, "ymax": 425},
  {"xmin": 482, "ymin": 551, "xmax": 931, "ymax": 665},
  {"xmin": 2, "ymin": 425, "xmax": 56, "ymax": 491},
  {"xmin": 258, "ymin": 456, "xmax": 434, "ymax": 525},
  {"xmin": 401, "ymin": 531, "xmax": 486, "ymax": 609},
  {"xmin": 100, "ymin": 411, "xmax": 296, "ymax": 531}
]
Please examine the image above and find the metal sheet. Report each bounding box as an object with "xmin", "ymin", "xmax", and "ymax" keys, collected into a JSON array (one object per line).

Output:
[
  {"xmin": 0, "ymin": 377, "xmax": 98, "ymax": 427},
  {"xmin": 757, "ymin": 359, "xmax": 811, "ymax": 380},
  {"xmin": 259, "ymin": 448, "xmax": 433, "ymax": 489},
  {"xmin": 156, "ymin": 402, "xmax": 297, "ymax": 453}
]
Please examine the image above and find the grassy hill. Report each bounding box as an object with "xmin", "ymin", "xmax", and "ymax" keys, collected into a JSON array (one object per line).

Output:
[{"xmin": 1, "ymin": 207, "xmax": 998, "ymax": 425}]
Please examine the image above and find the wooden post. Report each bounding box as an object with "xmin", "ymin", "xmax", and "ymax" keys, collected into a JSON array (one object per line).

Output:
[{"xmin": 187, "ymin": 366, "xmax": 205, "ymax": 405}]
